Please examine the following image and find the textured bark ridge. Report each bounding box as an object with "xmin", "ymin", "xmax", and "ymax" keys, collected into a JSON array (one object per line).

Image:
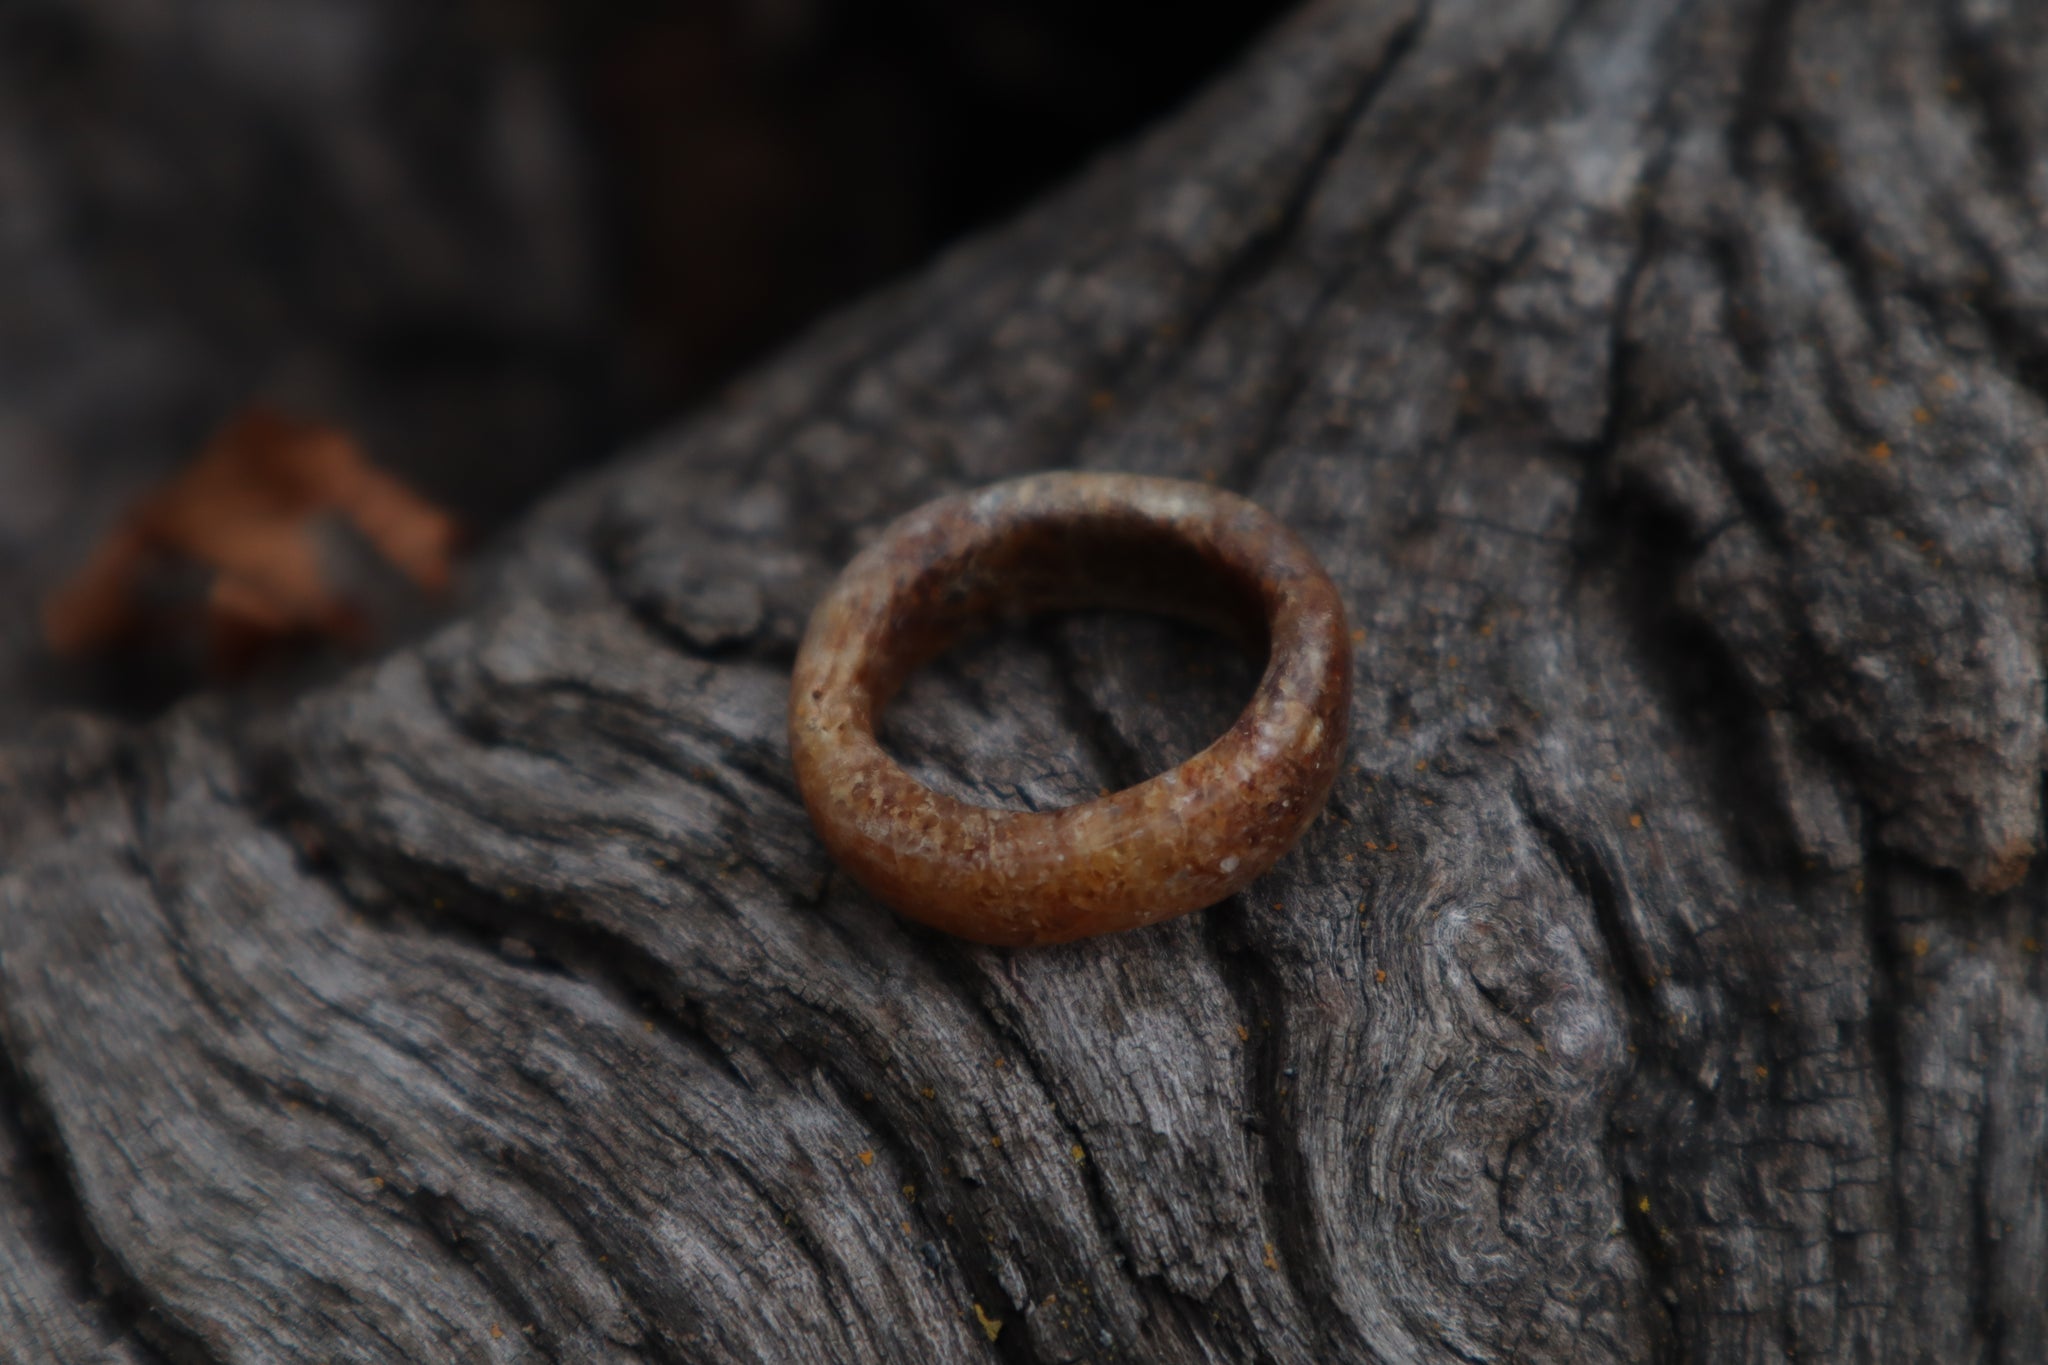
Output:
[{"xmin": 4, "ymin": 0, "xmax": 2048, "ymax": 1360}]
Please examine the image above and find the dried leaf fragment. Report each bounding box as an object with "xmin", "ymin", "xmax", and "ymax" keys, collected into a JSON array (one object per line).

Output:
[{"xmin": 43, "ymin": 406, "xmax": 460, "ymax": 677}]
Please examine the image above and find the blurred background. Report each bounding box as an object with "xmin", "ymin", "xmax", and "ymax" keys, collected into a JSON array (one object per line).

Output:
[{"xmin": 0, "ymin": 0, "xmax": 1291, "ymax": 735}]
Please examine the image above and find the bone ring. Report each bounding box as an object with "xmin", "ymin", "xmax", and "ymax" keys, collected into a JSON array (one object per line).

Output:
[{"xmin": 789, "ymin": 471, "xmax": 1351, "ymax": 947}]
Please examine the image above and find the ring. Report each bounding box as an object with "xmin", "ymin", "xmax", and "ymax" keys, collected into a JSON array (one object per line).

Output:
[{"xmin": 788, "ymin": 472, "xmax": 1351, "ymax": 947}]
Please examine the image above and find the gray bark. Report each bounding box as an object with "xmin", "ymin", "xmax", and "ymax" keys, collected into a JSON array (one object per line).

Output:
[{"xmin": 5, "ymin": 0, "xmax": 2048, "ymax": 1361}]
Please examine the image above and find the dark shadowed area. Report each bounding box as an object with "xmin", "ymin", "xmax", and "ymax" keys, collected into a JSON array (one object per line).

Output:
[{"xmin": 0, "ymin": 0, "xmax": 1290, "ymax": 731}]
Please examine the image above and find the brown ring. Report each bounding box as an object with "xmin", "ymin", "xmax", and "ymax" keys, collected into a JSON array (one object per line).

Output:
[{"xmin": 788, "ymin": 472, "xmax": 1351, "ymax": 947}]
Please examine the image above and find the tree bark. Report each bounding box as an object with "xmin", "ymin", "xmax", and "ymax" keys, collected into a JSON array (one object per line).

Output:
[{"xmin": 5, "ymin": 0, "xmax": 2048, "ymax": 1360}]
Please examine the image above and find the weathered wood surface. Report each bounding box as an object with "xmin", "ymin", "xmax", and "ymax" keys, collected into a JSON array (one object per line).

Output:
[{"xmin": 5, "ymin": 0, "xmax": 2048, "ymax": 1359}]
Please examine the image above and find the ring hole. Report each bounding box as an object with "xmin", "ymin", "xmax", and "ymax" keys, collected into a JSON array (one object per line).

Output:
[{"xmin": 880, "ymin": 609, "xmax": 1263, "ymax": 812}]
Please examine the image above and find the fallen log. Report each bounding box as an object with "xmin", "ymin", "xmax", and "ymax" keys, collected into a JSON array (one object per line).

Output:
[{"xmin": 4, "ymin": 0, "xmax": 2045, "ymax": 1359}]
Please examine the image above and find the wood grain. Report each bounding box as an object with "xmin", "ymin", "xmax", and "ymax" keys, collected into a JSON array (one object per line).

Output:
[{"xmin": 4, "ymin": 0, "xmax": 2046, "ymax": 1360}]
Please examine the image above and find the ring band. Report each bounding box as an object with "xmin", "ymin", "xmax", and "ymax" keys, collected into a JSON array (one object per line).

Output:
[{"xmin": 788, "ymin": 472, "xmax": 1351, "ymax": 946}]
